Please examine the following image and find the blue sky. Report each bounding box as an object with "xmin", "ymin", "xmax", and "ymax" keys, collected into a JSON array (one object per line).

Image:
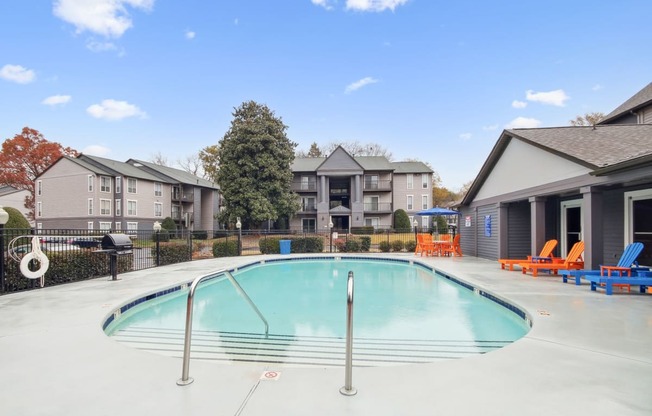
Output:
[{"xmin": 1, "ymin": 0, "xmax": 651, "ymax": 190}]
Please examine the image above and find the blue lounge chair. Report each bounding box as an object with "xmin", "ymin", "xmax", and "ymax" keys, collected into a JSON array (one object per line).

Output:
[{"xmin": 560, "ymin": 242, "xmax": 650, "ymax": 290}]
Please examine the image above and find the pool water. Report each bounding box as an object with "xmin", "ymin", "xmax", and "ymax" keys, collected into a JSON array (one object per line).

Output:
[{"xmin": 106, "ymin": 258, "xmax": 529, "ymax": 366}]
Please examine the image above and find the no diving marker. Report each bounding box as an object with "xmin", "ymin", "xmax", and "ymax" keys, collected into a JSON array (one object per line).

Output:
[{"xmin": 260, "ymin": 371, "xmax": 281, "ymax": 381}]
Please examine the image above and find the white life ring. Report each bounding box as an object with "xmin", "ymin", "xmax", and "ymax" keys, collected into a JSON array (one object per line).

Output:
[{"xmin": 19, "ymin": 237, "xmax": 50, "ymax": 279}]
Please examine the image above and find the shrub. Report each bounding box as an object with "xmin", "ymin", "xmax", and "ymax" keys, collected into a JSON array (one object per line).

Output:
[
  {"xmin": 152, "ymin": 230, "xmax": 170, "ymax": 242},
  {"xmin": 157, "ymin": 242, "xmax": 191, "ymax": 265},
  {"xmin": 379, "ymin": 240, "xmax": 391, "ymax": 252},
  {"xmin": 405, "ymin": 240, "xmax": 417, "ymax": 252},
  {"xmin": 4, "ymin": 206, "xmax": 30, "ymax": 229},
  {"xmin": 391, "ymin": 240, "xmax": 405, "ymax": 252},
  {"xmin": 344, "ymin": 239, "xmax": 361, "ymax": 252},
  {"xmin": 359, "ymin": 236, "xmax": 371, "ymax": 252},
  {"xmin": 161, "ymin": 217, "xmax": 176, "ymax": 230},
  {"xmin": 259, "ymin": 238, "xmax": 280, "ymax": 254},
  {"xmin": 213, "ymin": 240, "xmax": 239, "ymax": 257},
  {"xmin": 393, "ymin": 209, "xmax": 411, "ymax": 232},
  {"xmin": 291, "ymin": 237, "xmax": 324, "ymax": 253},
  {"xmin": 192, "ymin": 230, "xmax": 208, "ymax": 240},
  {"xmin": 351, "ymin": 226, "xmax": 374, "ymax": 235}
]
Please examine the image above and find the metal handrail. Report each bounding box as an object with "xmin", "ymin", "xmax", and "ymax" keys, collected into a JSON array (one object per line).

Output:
[
  {"xmin": 340, "ymin": 271, "xmax": 357, "ymax": 396},
  {"xmin": 177, "ymin": 268, "xmax": 269, "ymax": 386}
]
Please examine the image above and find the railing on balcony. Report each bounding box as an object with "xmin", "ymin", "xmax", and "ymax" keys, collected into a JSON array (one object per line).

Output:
[
  {"xmin": 330, "ymin": 201, "xmax": 350, "ymax": 209},
  {"xmin": 291, "ymin": 181, "xmax": 317, "ymax": 192},
  {"xmin": 363, "ymin": 180, "xmax": 392, "ymax": 191},
  {"xmin": 299, "ymin": 204, "xmax": 317, "ymax": 213},
  {"xmin": 172, "ymin": 212, "xmax": 194, "ymax": 222},
  {"xmin": 363, "ymin": 202, "xmax": 392, "ymax": 212},
  {"xmin": 172, "ymin": 192, "xmax": 194, "ymax": 202}
]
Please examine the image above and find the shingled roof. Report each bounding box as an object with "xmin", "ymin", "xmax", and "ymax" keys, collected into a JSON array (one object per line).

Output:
[{"xmin": 599, "ymin": 82, "xmax": 652, "ymax": 124}]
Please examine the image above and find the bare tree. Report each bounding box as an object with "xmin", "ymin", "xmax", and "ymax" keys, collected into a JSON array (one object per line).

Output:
[
  {"xmin": 324, "ymin": 141, "xmax": 393, "ymax": 160},
  {"xmin": 150, "ymin": 151, "xmax": 169, "ymax": 166},
  {"xmin": 569, "ymin": 112, "xmax": 605, "ymax": 126},
  {"xmin": 177, "ymin": 153, "xmax": 204, "ymax": 177}
]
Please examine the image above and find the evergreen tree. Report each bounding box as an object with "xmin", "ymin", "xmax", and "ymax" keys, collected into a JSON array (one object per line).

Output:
[{"xmin": 216, "ymin": 101, "xmax": 300, "ymax": 228}]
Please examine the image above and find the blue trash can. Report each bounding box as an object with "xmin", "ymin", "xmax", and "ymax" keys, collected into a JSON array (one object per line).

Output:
[{"xmin": 279, "ymin": 240, "xmax": 291, "ymax": 255}]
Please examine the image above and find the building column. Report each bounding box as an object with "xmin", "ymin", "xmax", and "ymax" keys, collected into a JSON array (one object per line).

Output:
[
  {"xmin": 581, "ymin": 186, "xmax": 603, "ymax": 269},
  {"xmin": 320, "ymin": 175, "xmax": 327, "ymax": 203},
  {"xmin": 355, "ymin": 175, "xmax": 362, "ymax": 203},
  {"xmin": 529, "ymin": 196, "xmax": 546, "ymax": 256}
]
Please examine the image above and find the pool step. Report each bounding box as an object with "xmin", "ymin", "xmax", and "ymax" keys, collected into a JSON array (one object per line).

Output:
[{"xmin": 110, "ymin": 328, "xmax": 512, "ymax": 367}]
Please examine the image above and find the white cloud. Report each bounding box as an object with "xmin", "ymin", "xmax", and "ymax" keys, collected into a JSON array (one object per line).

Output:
[
  {"xmin": 42, "ymin": 95, "xmax": 72, "ymax": 106},
  {"xmin": 53, "ymin": 0, "xmax": 155, "ymax": 38},
  {"xmin": 82, "ymin": 144, "xmax": 112, "ymax": 156},
  {"xmin": 312, "ymin": 0, "xmax": 335, "ymax": 10},
  {"xmin": 85, "ymin": 39, "xmax": 118, "ymax": 53},
  {"xmin": 185, "ymin": 30, "xmax": 196, "ymax": 40},
  {"xmin": 86, "ymin": 99, "xmax": 147, "ymax": 120},
  {"xmin": 525, "ymin": 89, "xmax": 570, "ymax": 107},
  {"xmin": 511, "ymin": 100, "xmax": 527, "ymax": 109},
  {"xmin": 592, "ymin": 84, "xmax": 603, "ymax": 91},
  {"xmin": 234, "ymin": 18, "xmax": 239, "ymax": 25},
  {"xmin": 345, "ymin": 0, "xmax": 409, "ymax": 12},
  {"xmin": 505, "ymin": 117, "xmax": 541, "ymax": 129},
  {"xmin": 482, "ymin": 124, "xmax": 499, "ymax": 131},
  {"xmin": 459, "ymin": 133, "xmax": 472, "ymax": 141},
  {"xmin": 345, "ymin": 76, "xmax": 378, "ymax": 93},
  {"xmin": 0, "ymin": 64, "xmax": 36, "ymax": 84}
]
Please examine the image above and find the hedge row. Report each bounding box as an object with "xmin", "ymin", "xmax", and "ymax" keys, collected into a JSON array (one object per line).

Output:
[
  {"xmin": 152, "ymin": 242, "xmax": 192, "ymax": 265},
  {"xmin": 259, "ymin": 237, "xmax": 324, "ymax": 254},
  {"xmin": 333, "ymin": 236, "xmax": 371, "ymax": 253}
]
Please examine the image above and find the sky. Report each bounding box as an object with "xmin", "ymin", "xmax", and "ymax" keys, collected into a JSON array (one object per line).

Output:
[{"xmin": 1, "ymin": 0, "xmax": 651, "ymax": 191}]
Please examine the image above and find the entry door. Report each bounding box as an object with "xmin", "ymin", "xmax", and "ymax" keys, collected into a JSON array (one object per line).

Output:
[
  {"xmin": 625, "ymin": 189, "xmax": 652, "ymax": 266},
  {"xmin": 561, "ymin": 200, "xmax": 582, "ymax": 255}
]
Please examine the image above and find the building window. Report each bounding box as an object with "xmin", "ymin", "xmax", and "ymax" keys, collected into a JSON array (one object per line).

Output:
[
  {"xmin": 127, "ymin": 200, "xmax": 137, "ymax": 216},
  {"xmin": 100, "ymin": 199, "xmax": 111, "ymax": 215},
  {"xmin": 37, "ymin": 202, "xmax": 42, "ymax": 217},
  {"xmin": 407, "ymin": 174, "xmax": 413, "ymax": 190},
  {"xmin": 625, "ymin": 189, "xmax": 652, "ymax": 265},
  {"xmin": 154, "ymin": 182, "xmax": 162, "ymax": 197},
  {"xmin": 127, "ymin": 178, "xmax": 137, "ymax": 194},
  {"xmin": 364, "ymin": 217, "xmax": 380, "ymax": 228},
  {"xmin": 88, "ymin": 221, "xmax": 94, "ymax": 230},
  {"xmin": 88, "ymin": 198, "xmax": 94, "ymax": 215},
  {"xmin": 301, "ymin": 197, "xmax": 316, "ymax": 211},
  {"xmin": 37, "ymin": 180, "xmax": 42, "ymax": 196},
  {"xmin": 115, "ymin": 177, "xmax": 122, "ymax": 193},
  {"xmin": 154, "ymin": 202, "xmax": 162, "ymax": 217},
  {"xmin": 422, "ymin": 195, "xmax": 428, "ymax": 210},
  {"xmin": 37, "ymin": 223, "xmax": 42, "ymax": 230},
  {"xmin": 114, "ymin": 222, "xmax": 122, "ymax": 231},
  {"xmin": 302, "ymin": 218, "xmax": 316, "ymax": 232},
  {"xmin": 88, "ymin": 175, "xmax": 94, "ymax": 192},
  {"xmin": 301, "ymin": 176, "xmax": 316, "ymax": 191},
  {"xmin": 100, "ymin": 176, "xmax": 111, "ymax": 193},
  {"xmin": 364, "ymin": 195, "xmax": 379, "ymax": 211},
  {"xmin": 422, "ymin": 174, "xmax": 428, "ymax": 189},
  {"xmin": 99, "ymin": 222, "xmax": 112, "ymax": 231},
  {"xmin": 364, "ymin": 175, "xmax": 379, "ymax": 190},
  {"xmin": 407, "ymin": 195, "xmax": 413, "ymax": 210},
  {"xmin": 127, "ymin": 222, "xmax": 138, "ymax": 233},
  {"xmin": 421, "ymin": 216, "xmax": 428, "ymax": 229},
  {"xmin": 115, "ymin": 199, "xmax": 121, "ymax": 216}
]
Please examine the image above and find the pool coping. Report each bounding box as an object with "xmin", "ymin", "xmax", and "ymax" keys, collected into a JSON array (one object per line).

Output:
[{"xmin": 1, "ymin": 253, "xmax": 651, "ymax": 416}]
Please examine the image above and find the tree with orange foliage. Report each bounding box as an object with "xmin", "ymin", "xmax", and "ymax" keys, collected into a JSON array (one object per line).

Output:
[{"xmin": 0, "ymin": 127, "xmax": 77, "ymax": 220}]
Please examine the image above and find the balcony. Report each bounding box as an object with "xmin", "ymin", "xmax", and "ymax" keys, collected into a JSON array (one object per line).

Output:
[
  {"xmin": 291, "ymin": 181, "xmax": 317, "ymax": 192},
  {"xmin": 299, "ymin": 204, "xmax": 317, "ymax": 213},
  {"xmin": 172, "ymin": 192, "xmax": 194, "ymax": 202},
  {"xmin": 363, "ymin": 180, "xmax": 392, "ymax": 191},
  {"xmin": 363, "ymin": 202, "xmax": 393, "ymax": 213}
]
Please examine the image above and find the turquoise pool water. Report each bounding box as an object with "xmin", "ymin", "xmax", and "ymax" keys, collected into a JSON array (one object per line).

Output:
[{"xmin": 106, "ymin": 259, "xmax": 529, "ymax": 345}]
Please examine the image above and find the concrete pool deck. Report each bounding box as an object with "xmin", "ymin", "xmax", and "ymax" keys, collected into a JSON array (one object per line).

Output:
[{"xmin": 1, "ymin": 254, "xmax": 651, "ymax": 416}]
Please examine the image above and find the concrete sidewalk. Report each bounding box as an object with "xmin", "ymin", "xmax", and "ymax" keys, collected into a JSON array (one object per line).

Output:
[{"xmin": 1, "ymin": 254, "xmax": 650, "ymax": 416}]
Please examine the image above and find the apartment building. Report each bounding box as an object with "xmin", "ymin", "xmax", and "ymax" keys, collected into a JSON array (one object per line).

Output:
[
  {"xmin": 34, "ymin": 154, "xmax": 220, "ymax": 232},
  {"xmin": 290, "ymin": 146, "xmax": 433, "ymax": 232}
]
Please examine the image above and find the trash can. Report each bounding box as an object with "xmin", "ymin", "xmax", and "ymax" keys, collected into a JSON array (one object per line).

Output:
[{"xmin": 279, "ymin": 240, "xmax": 291, "ymax": 255}]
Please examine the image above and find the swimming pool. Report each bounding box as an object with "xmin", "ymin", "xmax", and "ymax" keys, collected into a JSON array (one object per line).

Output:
[{"xmin": 105, "ymin": 257, "xmax": 530, "ymax": 367}]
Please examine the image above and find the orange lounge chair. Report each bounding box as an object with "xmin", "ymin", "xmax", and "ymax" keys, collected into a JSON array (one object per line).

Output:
[
  {"xmin": 498, "ymin": 239, "xmax": 558, "ymax": 271},
  {"xmin": 520, "ymin": 241, "xmax": 584, "ymax": 278},
  {"xmin": 441, "ymin": 234, "xmax": 462, "ymax": 257}
]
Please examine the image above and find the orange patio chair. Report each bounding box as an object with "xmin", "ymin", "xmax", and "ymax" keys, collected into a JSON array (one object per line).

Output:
[
  {"xmin": 498, "ymin": 239, "xmax": 558, "ymax": 271},
  {"xmin": 441, "ymin": 234, "xmax": 462, "ymax": 257},
  {"xmin": 520, "ymin": 241, "xmax": 584, "ymax": 278},
  {"xmin": 415, "ymin": 234, "xmax": 435, "ymax": 256}
]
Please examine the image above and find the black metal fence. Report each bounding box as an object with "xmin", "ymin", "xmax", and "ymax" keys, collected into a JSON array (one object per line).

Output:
[{"xmin": 0, "ymin": 227, "xmax": 426, "ymax": 294}]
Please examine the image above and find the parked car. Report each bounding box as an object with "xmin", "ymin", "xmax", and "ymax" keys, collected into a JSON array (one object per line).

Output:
[
  {"xmin": 70, "ymin": 237, "xmax": 102, "ymax": 248},
  {"xmin": 9, "ymin": 243, "xmax": 81, "ymax": 256}
]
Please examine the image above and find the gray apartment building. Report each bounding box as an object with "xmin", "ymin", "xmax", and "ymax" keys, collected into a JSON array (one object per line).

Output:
[
  {"xmin": 34, "ymin": 154, "xmax": 220, "ymax": 233},
  {"xmin": 290, "ymin": 146, "xmax": 433, "ymax": 232}
]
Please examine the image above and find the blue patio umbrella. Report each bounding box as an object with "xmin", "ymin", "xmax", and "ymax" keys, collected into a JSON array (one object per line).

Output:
[{"xmin": 416, "ymin": 207, "xmax": 460, "ymax": 216}]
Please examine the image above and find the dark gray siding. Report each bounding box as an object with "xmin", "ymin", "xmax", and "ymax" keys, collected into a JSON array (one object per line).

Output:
[
  {"xmin": 506, "ymin": 201, "xmax": 530, "ymax": 258},
  {"xmin": 545, "ymin": 198, "xmax": 561, "ymax": 258},
  {"xmin": 458, "ymin": 207, "xmax": 476, "ymax": 257},
  {"xmin": 477, "ymin": 205, "xmax": 499, "ymax": 260}
]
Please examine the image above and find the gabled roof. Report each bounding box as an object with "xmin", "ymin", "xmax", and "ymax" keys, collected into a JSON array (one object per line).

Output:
[
  {"xmin": 127, "ymin": 159, "xmax": 218, "ymax": 189},
  {"xmin": 391, "ymin": 161, "xmax": 433, "ymax": 174},
  {"xmin": 355, "ymin": 156, "xmax": 393, "ymax": 171},
  {"xmin": 462, "ymin": 124, "xmax": 652, "ymax": 204},
  {"xmin": 77, "ymin": 154, "xmax": 165, "ymax": 182},
  {"xmin": 599, "ymin": 82, "xmax": 652, "ymax": 124},
  {"xmin": 0, "ymin": 185, "xmax": 26, "ymax": 197},
  {"xmin": 291, "ymin": 157, "xmax": 325, "ymax": 172}
]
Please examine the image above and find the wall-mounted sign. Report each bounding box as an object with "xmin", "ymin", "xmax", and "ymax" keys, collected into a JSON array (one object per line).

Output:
[
  {"xmin": 484, "ymin": 215, "xmax": 491, "ymax": 237},
  {"xmin": 465, "ymin": 216, "xmax": 472, "ymax": 227}
]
